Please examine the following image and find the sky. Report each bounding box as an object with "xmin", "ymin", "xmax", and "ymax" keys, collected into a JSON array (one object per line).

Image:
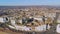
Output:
[{"xmin": 0, "ymin": 0, "xmax": 60, "ymax": 6}]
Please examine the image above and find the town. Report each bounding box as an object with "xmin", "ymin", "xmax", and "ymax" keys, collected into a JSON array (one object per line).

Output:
[{"xmin": 0, "ymin": 6, "xmax": 60, "ymax": 34}]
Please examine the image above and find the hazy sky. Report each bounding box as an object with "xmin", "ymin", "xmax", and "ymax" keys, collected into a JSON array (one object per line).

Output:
[{"xmin": 0, "ymin": 0, "xmax": 60, "ymax": 6}]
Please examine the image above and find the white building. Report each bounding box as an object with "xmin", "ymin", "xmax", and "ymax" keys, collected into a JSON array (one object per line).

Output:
[
  {"xmin": 44, "ymin": 13, "xmax": 56, "ymax": 20},
  {"xmin": 0, "ymin": 17, "xmax": 9, "ymax": 23},
  {"xmin": 56, "ymin": 24, "xmax": 60, "ymax": 33},
  {"xmin": 0, "ymin": 17, "xmax": 5, "ymax": 23},
  {"xmin": 35, "ymin": 24, "xmax": 50, "ymax": 31}
]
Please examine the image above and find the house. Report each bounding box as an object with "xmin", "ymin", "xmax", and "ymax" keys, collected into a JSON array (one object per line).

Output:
[
  {"xmin": 10, "ymin": 20, "xmax": 16, "ymax": 26},
  {"xmin": 18, "ymin": 20, "xmax": 22, "ymax": 24},
  {"xmin": 22, "ymin": 17, "xmax": 27, "ymax": 24},
  {"xmin": 57, "ymin": 15, "xmax": 60, "ymax": 23},
  {"xmin": 57, "ymin": 18, "xmax": 60, "ymax": 23}
]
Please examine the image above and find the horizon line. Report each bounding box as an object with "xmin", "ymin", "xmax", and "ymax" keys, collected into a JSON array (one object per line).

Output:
[{"xmin": 0, "ymin": 4, "xmax": 60, "ymax": 6}]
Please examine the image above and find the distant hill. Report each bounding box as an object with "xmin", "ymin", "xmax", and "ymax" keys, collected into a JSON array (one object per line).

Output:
[{"xmin": 0, "ymin": 5, "xmax": 60, "ymax": 9}]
